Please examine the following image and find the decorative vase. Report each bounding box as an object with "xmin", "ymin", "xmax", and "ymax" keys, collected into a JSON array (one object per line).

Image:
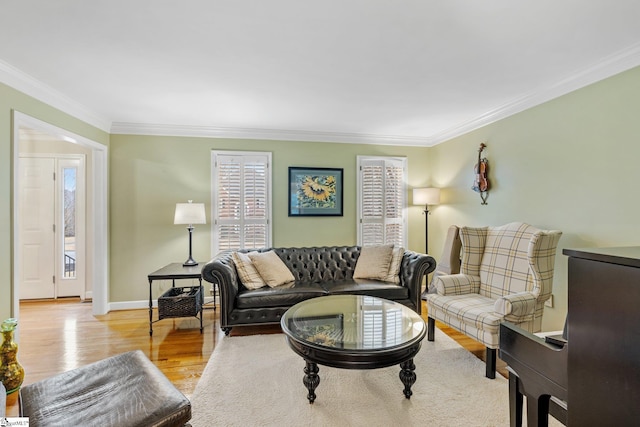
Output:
[{"xmin": 0, "ymin": 318, "xmax": 25, "ymax": 394}]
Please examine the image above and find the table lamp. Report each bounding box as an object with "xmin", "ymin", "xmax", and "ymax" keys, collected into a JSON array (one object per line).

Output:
[{"xmin": 174, "ymin": 200, "xmax": 206, "ymax": 266}]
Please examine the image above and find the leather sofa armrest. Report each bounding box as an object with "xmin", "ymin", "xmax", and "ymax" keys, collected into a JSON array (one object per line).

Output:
[
  {"xmin": 494, "ymin": 291, "xmax": 537, "ymax": 321},
  {"xmin": 201, "ymin": 250, "xmax": 239, "ymax": 325},
  {"xmin": 435, "ymin": 274, "xmax": 481, "ymax": 296},
  {"xmin": 400, "ymin": 250, "xmax": 436, "ymax": 314}
]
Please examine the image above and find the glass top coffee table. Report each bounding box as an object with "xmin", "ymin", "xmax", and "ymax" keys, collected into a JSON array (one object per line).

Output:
[{"xmin": 281, "ymin": 294, "xmax": 426, "ymax": 403}]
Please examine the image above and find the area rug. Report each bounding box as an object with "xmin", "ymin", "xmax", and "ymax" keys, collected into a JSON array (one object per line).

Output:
[{"xmin": 190, "ymin": 328, "xmax": 559, "ymax": 426}]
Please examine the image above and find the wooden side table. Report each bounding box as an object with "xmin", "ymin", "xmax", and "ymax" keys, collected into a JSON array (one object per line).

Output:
[{"xmin": 148, "ymin": 263, "xmax": 211, "ymax": 336}]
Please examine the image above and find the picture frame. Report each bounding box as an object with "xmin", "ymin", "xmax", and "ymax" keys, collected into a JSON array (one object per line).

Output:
[
  {"xmin": 288, "ymin": 167, "xmax": 343, "ymax": 216},
  {"xmin": 288, "ymin": 314, "xmax": 344, "ymax": 348}
]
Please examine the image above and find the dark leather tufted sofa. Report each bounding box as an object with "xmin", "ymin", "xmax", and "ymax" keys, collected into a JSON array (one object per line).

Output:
[{"xmin": 202, "ymin": 246, "xmax": 435, "ymax": 335}]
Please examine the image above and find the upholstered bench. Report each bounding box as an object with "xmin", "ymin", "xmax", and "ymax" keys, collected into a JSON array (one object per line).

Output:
[{"xmin": 19, "ymin": 350, "xmax": 191, "ymax": 427}]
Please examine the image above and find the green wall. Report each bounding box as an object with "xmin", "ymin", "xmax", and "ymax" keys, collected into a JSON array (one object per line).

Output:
[
  {"xmin": 5, "ymin": 64, "xmax": 640, "ymax": 331},
  {"xmin": 427, "ymin": 65, "xmax": 640, "ymax": 330},
  {"xmin": 109, "ymin": 135, "xmax": 429, "ymax": 303},
  {"xmin": 0, "ymin": 83, "xmax": 109, "ymax": 321}
]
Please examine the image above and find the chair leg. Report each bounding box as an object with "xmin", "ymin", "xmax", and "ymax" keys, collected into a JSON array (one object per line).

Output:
[
  {"xmin": 427, "ymin": 317, "xmax": 435, "ymax": 341},
  {"xmin": 486, "ymin": 347, "xmax": 496, "ymax": 379}
]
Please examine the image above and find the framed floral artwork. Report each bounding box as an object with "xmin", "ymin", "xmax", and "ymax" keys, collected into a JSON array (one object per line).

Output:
[{"xmin": 288, "ymin": 167, "xmax": 343, "ymax": 216}]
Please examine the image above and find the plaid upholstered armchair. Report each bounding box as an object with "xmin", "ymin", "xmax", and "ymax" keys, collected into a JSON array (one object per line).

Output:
[{"xmin": 425, "ymin": 222, "xmax": 562, "ymax": 378}]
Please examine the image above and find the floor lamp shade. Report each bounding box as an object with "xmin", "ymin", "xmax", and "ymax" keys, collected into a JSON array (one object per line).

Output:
[
  {"xmin": 412, "ymin": 187, "xmax": 440, "ymax": 253},
  {"xmin": 174, "ymin": 201, "xmax": 206, "ymax": 266},
  {"xmin": 413, "ymin": 188, "xmax": 441, "ymax": 206}
]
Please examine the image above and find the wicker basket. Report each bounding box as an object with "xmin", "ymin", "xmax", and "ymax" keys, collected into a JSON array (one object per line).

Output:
[{"xmin": 158, "ymin": 286, "xmax": 202, "ymax": 320}]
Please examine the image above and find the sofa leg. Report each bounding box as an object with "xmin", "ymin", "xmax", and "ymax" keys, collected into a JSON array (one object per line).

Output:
[
  {"xmin": 427, "ymin": 317, "xmax": 435, "ymax": 341},
  {"xmin": 222, "ymin": 327, "xmax": 232, "ymax": 336},
  {"xmin": 486, "ymin": 347, "xmax": 496, "ymax": 379}
]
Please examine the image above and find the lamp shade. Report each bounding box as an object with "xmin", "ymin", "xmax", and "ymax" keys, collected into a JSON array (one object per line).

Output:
[
  {"xmin": 174, "ymin": 202, "xmax": 206, "ymax": 225},
  {"xmin": 413, "ymin": 188, "xmax": 440, "ymax": 206}
]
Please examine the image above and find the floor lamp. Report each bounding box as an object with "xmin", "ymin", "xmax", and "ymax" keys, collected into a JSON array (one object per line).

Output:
[
  {"xmin": 174, "ymin": 200, "xmax": 207, "ymax": 267},
  {"xmin": 413, "ymin": 188, "xmax": 440, "ymax": 298}
]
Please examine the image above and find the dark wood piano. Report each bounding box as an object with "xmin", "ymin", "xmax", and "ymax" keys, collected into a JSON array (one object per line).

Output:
[
  {"xmin": 500, "ymin": 246, "xmax": 640, "ymax": 427},
  {"xmin": 500, "ymin": 322, "xmax": 567, "ymax": 426}
]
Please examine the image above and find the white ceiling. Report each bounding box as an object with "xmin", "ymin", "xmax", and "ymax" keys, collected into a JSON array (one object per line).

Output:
[{"xmin": 2, "ymin": 1, "xmax": 640, "ymax": 146}]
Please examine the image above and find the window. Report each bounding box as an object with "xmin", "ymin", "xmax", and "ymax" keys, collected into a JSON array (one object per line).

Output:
[
  {"xmin": 62, "ymin": 166, "xmax": 77, "ymax": 278},
  {"xmin": 357, "ymin": 156, "xmax": 407, "ymax": 247},
  {"xmin": 212, "ymin": 151, "xmax": 272, "ymax": 254}
]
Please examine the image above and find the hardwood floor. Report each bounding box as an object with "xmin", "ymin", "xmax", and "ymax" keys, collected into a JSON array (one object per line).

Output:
[{"xmin": 4, "ymin": 298, "xmax": 506, "ymax": 417}]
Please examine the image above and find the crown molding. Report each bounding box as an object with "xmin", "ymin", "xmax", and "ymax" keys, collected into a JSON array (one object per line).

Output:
[
  {"xmin": 109, "ymin": 122, "xmax": 433, "ymax": 147},
  {"xmin": 4, "ymin": 40, "xmax": 640, "ymax": 146},
  {"xmin": 429, "ymin": 41, "xmax": 640, "ymax": 144},
  {"xmin": 0, "ymin": 59, "xmax": 111, "ymax": 133}
]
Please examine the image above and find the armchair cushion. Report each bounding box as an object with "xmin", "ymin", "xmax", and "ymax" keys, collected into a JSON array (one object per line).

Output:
[
  {"xmin": 480, "ymin": 226, "xmax": 535, "ymax": 299},
  {"xmin": 428, "ymin": 294, "xmax": 504, "ymax": 335},
  {"xmin": 434, "ymin": 274, "xmax": 481, "ymax": 296}
]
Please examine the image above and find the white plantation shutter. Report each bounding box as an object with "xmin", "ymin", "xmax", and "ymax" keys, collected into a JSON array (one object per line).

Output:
[
  {"xmin": 361, "ymin": 296, "xmax": 403, "ymax": 348},
  {"xmin": 212, "ymin": 151, "xmax": 272, "ymax": 254},
  {"xmin": 357, "ymin": 156, "xmax": 407, "ymax": 247}
]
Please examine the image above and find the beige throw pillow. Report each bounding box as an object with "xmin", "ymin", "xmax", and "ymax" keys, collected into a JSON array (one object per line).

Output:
[
  {"xmin": 353, "ymin": 244, "xmax": 394, "ymax": 280},
  {"xmin": 248, "ymin": 250, "xmax": 296, "ymax": 288},
  {"xmin": 232, "ymin": 251, "xmax": 266, "ymax": 290},
  {"xmin": 383, "ymin": 246, "xmax": 404, "ymax": 284}
]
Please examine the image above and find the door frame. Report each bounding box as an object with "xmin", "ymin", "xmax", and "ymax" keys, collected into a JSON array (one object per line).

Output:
[{"xmin": 12, "ymin": 111, "xmax": 109, "ymax": 318}]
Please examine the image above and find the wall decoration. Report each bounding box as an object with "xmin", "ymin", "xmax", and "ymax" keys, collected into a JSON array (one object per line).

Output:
[
  {"xmin": 288, "ymin": 314, "xmax": 344, "ymax": 348},
  {"xmin": 472, "ymin": 143, "xmax": 490, "ymax": 205},
  {"xmin": 288, "ymin": 167, "xmax": 343, "ymax": 216}
]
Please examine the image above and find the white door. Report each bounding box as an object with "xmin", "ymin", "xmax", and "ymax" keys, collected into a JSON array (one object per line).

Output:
[
  {"xmin": 19, "ymin": 157, "xmax": 56, "ymax": 299},
  {"xmin": 18, "ymin": 156, "xmax": 86, "ymax": 299}
]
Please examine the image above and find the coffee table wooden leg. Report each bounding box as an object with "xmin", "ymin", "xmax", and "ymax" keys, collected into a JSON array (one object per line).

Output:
[
  {"xmin": 399, "ymin": 359, "xmax": 416, "ymax": 399},
  {"xmin": 303, "ymin": 360, "xmax": 320, "ymax": 404}
]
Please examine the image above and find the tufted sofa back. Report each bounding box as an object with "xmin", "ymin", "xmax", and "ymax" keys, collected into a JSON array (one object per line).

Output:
[{"xmin": 241, "ymin": 246, "xmax": 361, "ymax": 283}]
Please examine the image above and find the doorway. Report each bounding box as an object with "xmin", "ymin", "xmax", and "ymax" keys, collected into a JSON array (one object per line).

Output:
[
  {"xmin": 18, "ymin": 154, "xmax": 86, "ymax": 300},
  {"xmin": 12, "ymin": 111, "xmax": 108, "ymax": 320}
]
